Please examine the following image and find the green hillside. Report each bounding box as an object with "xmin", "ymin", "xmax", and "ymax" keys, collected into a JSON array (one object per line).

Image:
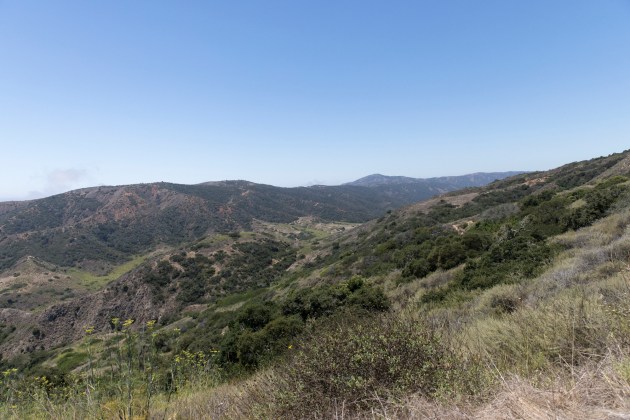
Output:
[
  {"xmin": 1, "ymin": 151, "xmax": 630, "ymax": 418},
  {"xmin": 0, "ymin": 174, "xmax": 515, "ymax": 272}
]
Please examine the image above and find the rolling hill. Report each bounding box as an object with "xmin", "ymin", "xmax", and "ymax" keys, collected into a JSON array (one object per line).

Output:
[
  {"xmin": 0, "ymin": 173, "xmax": 519, "ymax": 273},
  {"xmin": 2, "ymin": 151, "xmax": 630, "ymax": 418}
]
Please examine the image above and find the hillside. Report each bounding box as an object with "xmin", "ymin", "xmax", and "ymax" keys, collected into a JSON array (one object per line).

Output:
[
  {"xmin": 0, "ymin": 182, "xmax": 368, "ymax": 271},
  {"xmin": 0, "ymin": 173, "xmax": 517, "ymax": 274},
  {"xmin": 0, "ymin": 171, "xmax": 518, "ymax": 354},
  {"xmin": 1, "ymin": 151, "xmax": 630, "ymax": 418}
]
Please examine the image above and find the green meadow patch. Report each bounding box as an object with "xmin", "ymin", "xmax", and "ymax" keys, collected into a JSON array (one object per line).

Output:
[{"xmin": 68, "ymin": 254, "xmax": 150, "ymax": 290}]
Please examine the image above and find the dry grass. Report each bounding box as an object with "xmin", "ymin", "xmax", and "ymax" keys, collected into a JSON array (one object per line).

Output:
[
  {"xmin": 147, "ymin": 369, "xmax": 287, "ymax": 419},
  {"xmin": 148, "ymin": 352, "xmax": 630, "ymax": 419},
  {"xmin": 475, "ymin": 356, "xmax": 630, "ymax": 420}
]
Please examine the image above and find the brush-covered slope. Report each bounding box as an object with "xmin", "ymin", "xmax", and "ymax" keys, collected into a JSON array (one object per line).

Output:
[
  {"xmin": 0, "ymin": 181, "xmax": 376, "ymax": 271},
  {"xmin": 2, "ymin": 150, "xmax": 630, "ymax": 418},
  {"xmin": 0, "ymin": 174, "xmax": 518, "ymax": 274},
  {"xmin": 1, "ymin": 150, "xmax": 626, "ymax": 355}
]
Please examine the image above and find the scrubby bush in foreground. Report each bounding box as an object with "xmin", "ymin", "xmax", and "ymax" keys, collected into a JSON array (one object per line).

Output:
[{"xmin": 274, "ymin": 312, "xmax": 481, "ymax": 416}]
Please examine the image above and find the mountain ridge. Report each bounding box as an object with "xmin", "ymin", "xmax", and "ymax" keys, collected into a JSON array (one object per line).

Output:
[
  {"xmin": 0, "ymin": 172, "xmax": 520, "ymax": 272},
  {"xmin": 345, "ymin": 171, "xmax": 525, "ymax": 187}
]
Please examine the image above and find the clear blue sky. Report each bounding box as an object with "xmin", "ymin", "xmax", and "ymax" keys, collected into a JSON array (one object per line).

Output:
[{"xmin": 1, "ymin": 1, "xmax": 629, "ymax": 200}]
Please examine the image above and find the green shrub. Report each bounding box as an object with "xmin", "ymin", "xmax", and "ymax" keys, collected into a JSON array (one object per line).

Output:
[
  {"xmin": 282, "ymin": 280, "xmax": 389, "ymax": 320},
  {"xmin": 346, "ymin": 286, "xmax": 390, "ymax": 311},
  {"xmin": 428, "ymin": 241, "xmax": 467, "ymax": 270},
  {"xmin": 233, "ymin": 315, "xmax": 304, "ymax": 368},
  {"xmin": 564, "ymin": 185, "xmax": 627, "ymax": 230},
  {"xmin": 237, "ymin": 303, "xmax": 274, "ymax": 331},
  {"xmin": 402, "ymin": 258, "xmax": 432, "ymax": 279}
]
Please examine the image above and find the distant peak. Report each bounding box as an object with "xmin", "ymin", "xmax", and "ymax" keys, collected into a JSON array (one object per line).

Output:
[
  {"xmin": 345, "ymin": 172, "xmax": 526, "ymax": 187},
  {"xmin": 345, "ymin": 174, "xmax": 420, "ymax": 187}
]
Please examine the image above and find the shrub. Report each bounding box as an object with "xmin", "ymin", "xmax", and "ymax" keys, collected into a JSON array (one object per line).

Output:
[
  {"xmin": 428, "ymin": 241, "xmax": 467, "ymax": 270},
  {"xmin": 402, "ymin": 258, "xmax": 432, "ymax": 279},
  {"xmin": 237, "ymin": 303, "xmax": 274, "ymax": 331},
  {"xmin": 234, "ymin": 315, "xmax": 304, "ymax": 368},
  {"xmin": 279, "ymin": 313, "xmax": 456, "ymax": 415},
  {"xmin": 282, "ymin": 280, "xmax": 390, "ymax": 320},
  {"xmin": 346, "ymin": 286, "xmax": 390, "ymax": 311},
  {"xmin": 564, "ymin": 185, "xmax": 628, "ymax": 231}
]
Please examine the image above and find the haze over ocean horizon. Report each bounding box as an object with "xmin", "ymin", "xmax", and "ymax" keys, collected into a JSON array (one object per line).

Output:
[{"xmin": 1, "ymin": 1, "xmax": 629, "ymax": 201}]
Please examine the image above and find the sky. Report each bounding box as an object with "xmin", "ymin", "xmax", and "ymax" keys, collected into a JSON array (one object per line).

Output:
[{"xmin": 1, "ymin": 0, "xmax": 629, "ymax": 201}]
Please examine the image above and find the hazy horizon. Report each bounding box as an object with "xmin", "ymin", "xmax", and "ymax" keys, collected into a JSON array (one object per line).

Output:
[{"xmin": 0, "ymin": 169, "xmax": 531, "ymax": 202}]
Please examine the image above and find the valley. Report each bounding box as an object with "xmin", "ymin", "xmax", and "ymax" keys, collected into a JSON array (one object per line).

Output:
[{"xmin": 0, "ymin": 155, "xmax": 629, "ymax": 418}]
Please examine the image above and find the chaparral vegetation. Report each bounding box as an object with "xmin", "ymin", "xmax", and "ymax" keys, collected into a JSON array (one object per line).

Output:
[{"xmin": 1, "ymin": 152, "xmax": 630, "ymax": 418}]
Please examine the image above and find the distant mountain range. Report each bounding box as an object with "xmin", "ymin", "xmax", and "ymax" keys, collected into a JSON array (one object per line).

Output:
[
  {"xmin": 345, "ymin": 172, "xmax": 524, "ymax": 188},
  {"xmin": 345, "ymin": 172, "xmax": 525, "ymax": 204},
  {"xmin": 0, "ymin": 172, "xmax": 521, "ymax": 272}
]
